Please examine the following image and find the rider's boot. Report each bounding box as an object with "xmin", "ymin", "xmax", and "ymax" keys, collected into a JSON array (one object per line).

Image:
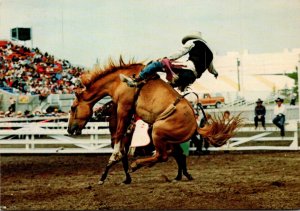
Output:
[{"xmin": 120, "ymin": 74, "xmax": 144, "ymax": 87}]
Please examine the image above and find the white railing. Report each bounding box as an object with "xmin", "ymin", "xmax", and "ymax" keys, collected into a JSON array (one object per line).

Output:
[
  {"xmin": 0, "ymin": 122, "xmax": 112, "ymax": 154},
  {"xmin": 0, "ymin": 120, "xmax": 299, "ymax": 154},
  {"xmin": 191, "ymin": 120, "xmax": 299, "ymax": 152}
]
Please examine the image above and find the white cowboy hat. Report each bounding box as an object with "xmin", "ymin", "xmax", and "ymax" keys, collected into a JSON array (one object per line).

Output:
[{"xmin": 182, "ymin": 31, "xmax": 206, "ymax": 44}]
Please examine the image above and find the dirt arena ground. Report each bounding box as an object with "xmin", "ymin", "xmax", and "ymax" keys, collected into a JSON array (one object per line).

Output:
[{"xmin": 1, "ymin": 151, "xmax": 300, "ymax": 210}]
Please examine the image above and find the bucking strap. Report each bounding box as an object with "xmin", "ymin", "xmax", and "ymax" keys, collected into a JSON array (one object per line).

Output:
[
  {"xmin": 156, "ymin": 96, "xmax": 183, "ymax": 121},
  {"xmin": 156, "ymin": 104, "xmax": 176, "ymax": 121}
]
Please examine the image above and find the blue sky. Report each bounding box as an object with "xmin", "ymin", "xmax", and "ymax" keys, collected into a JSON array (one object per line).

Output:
[{"xmin": 0, "ymin": 0, "xmax": 300, "ymax": 67}]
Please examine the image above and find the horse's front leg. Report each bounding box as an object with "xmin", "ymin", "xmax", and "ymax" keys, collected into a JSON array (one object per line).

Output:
[
  {"xmin": 99, "ymin": 157, "xmax": 118, "ymax": 185},
  {"xmin": 99, "ymin": 109, "xmax": 132, "ymax": 184},
  {"xmin": 99, "ymin": 137, "xmax": 129, "ymax": 185},
  {"xmin": 98, "ymin": 147, "xmax": 131, "ymax": 185},
  {"xmin": 109, "ymin": 138, "xmax": 123, "ymax": 163},
  {"xmin": 121, "ymin": 135, "xmax": 132, "ymax": 184},
  {"xmin": 108, "ymin": 112, "xmax": 132, "ymax": 163}
]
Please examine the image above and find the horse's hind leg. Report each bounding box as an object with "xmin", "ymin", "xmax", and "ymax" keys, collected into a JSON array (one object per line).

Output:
[
  {"xmin": 173, "ymin": 145, "xmax": 183, "ymax": 180},
  {"xmin": 181, "ymin": 154, "xmax": 193, "ymax": 180},
  {"xmin": 173, "ymin": 144, "xmax": 193, "ymax": 181},
  {"xmin": 130, "ymin": 135, "xmax": 168, "ymax": 172}
]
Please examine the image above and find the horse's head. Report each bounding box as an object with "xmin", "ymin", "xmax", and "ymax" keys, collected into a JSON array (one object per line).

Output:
[
  {"xmin": 67, "ymin": 57, "xmax": 143, "ymax": 135},
  {"xmin": 67, "ymin": 89, "xmax": 93, "ymax": 135}
]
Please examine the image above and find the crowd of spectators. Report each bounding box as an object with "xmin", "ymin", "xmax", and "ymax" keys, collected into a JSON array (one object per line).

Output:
[
  {"xmin": 0, "ymin": 40, "xmax": 85, "ymax": 118},
  {"xmin": 0, "ymin": 40, "xmax": 84, "ymax": 98}
]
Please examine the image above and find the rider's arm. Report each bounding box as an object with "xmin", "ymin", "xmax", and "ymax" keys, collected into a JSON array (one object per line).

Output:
[{"xmin": 168, "ymin": 40, "xmax": 195, "ymax": 60}]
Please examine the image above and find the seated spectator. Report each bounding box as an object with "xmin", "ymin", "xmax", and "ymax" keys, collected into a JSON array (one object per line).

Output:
[
  {"xmin": 24, "ymin": 110, "xmax": 34, "ymax": 118},
  {"xmin": 254, "ymin": 98, "xmax": 266, "ymax": 130},
  {"xmin": 5, "ymin": 111, "xmax": 10, "ymax": 117},
  {"xmin": 223, "ymin": 110, "xmax": 230, "ymax": 124},
  {"xmin": 272, "ymin": 97, "xmax": 286, "ymax": 137},
  {"xmin": 290, "ymin": 93, "xmax": 297, "ymax": 106},
  {"xmin": 8, "ymin": 97, "xmax": 16, "ymax": 115},
  {"xmin": 34, "ymin": 110, "xmax": 42, "ymax": 117}
]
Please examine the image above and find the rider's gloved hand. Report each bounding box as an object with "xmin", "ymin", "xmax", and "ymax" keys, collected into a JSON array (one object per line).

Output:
[{"xmin": 214, "ymin": 72, "xmax": 218, "ymax": 79}]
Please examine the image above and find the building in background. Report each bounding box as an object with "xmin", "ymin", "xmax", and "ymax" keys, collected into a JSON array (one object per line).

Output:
[{"xmin": 190, "ymin": 48, "xmax": 299, "ymax": 103}]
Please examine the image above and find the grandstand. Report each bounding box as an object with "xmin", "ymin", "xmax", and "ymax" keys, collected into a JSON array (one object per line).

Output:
[{"xmin": 0, "ymin": 40, "xmax": 85, "ymax": 115}]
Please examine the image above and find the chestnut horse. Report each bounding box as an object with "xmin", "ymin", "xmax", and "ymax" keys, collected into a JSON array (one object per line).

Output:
[
  {"xmin": 67, "ymin": 57, "xmax": 241, "ymax": 184},
  {"xmin": 92, "ymin": 100, "xmax": 193, "ymax": 184}
]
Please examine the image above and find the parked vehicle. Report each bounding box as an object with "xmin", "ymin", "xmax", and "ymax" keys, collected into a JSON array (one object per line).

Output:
[{"xmin": 197, "ymin": 93, "xmax": 225, "ymax": 108}]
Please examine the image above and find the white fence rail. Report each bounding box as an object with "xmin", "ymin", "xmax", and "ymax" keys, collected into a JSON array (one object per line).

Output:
[
  {"xmin": 0, "ymin": 122, "xmax": 112, "ymax": 154},
  {"xmin": 206, "ymin": 120, "xmax": 299, "ymax": 151},
  {"xmin": 0, "ymin": 121, "xmax": 299, "ymax": 154}
]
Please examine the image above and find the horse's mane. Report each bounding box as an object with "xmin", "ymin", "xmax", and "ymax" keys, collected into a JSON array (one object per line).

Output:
[{"xmin": 80, "ymin": 56, "xmax": 143, "ymax": 88}]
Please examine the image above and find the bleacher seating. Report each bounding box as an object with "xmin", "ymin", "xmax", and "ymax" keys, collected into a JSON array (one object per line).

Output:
[{"xmin": 0, "ymin": 40, "xmax": 86, "ymax": 115}]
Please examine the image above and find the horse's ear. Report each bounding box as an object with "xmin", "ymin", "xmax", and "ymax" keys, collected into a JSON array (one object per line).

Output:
[
  {"xmin": 74, "ymin": 77, "xmax": 86, "ymax": 88},
  {"xmin": 73, "ymin": 77, "xmax": 87, "ymax": 99}
]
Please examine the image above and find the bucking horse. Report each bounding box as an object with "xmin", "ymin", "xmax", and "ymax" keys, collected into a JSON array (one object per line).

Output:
[{"xmin": 67, "ymin": 57, "xmax": 242, "ymax": 184}]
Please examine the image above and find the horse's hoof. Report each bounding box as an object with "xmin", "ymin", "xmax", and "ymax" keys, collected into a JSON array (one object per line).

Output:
[
  {"xmin": 123, "ymin": 178, "xmax": 132, "ymax": 184},
  {"xmin": 185, "ymin": 174, "xmax": 194, "ymax": 180},
  {"xmin": 98, "ymin": 180, "xmax": 104, "ymax": 185},
  {"xmin": 174, "ymin": 176, "xmax": 182, "ymax": 181},
  {"xmin": 130, "ymin": 162, "xmax": 140, "ymax": 172}
]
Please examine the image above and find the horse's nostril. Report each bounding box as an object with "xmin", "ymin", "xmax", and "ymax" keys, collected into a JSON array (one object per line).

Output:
[
  {"xmin": 75, "ymin": 130, "xmax": 82, "ymax": 135},
  {"xmin": 67, "ymin": 125, "xmax": 78, "ymax": 135}
]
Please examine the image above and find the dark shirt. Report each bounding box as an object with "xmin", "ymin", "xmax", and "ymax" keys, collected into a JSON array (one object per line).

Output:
[
  {"xmin": 8, "ymin": 103, "xmax": 16, "ymax": 112},
  {"xmin": 188, "ymin": 40, "xmax": 213, "ymax": 78},
  {"xmin": 255, "ymin": 105, "xmax": 266, "ymax": 116}
]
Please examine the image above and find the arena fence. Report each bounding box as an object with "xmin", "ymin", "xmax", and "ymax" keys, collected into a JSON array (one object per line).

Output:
[
  {"xmin": 0, "ymin": 119, "xmax": 299, "ymax": 154},
  {"xmin": 204, "ymin": 120, "xmax": 299, "ymax": 151}
]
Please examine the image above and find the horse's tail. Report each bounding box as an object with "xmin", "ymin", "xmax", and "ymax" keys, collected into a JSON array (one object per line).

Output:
[{"xmin": 197, "ymin": 113, "xmax": 244, "ymax": 147}]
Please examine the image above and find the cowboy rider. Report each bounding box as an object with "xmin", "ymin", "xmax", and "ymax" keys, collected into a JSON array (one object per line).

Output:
[{"xmin": 120, "ymin": 31, "xmax": 218, "ymax": 90}]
